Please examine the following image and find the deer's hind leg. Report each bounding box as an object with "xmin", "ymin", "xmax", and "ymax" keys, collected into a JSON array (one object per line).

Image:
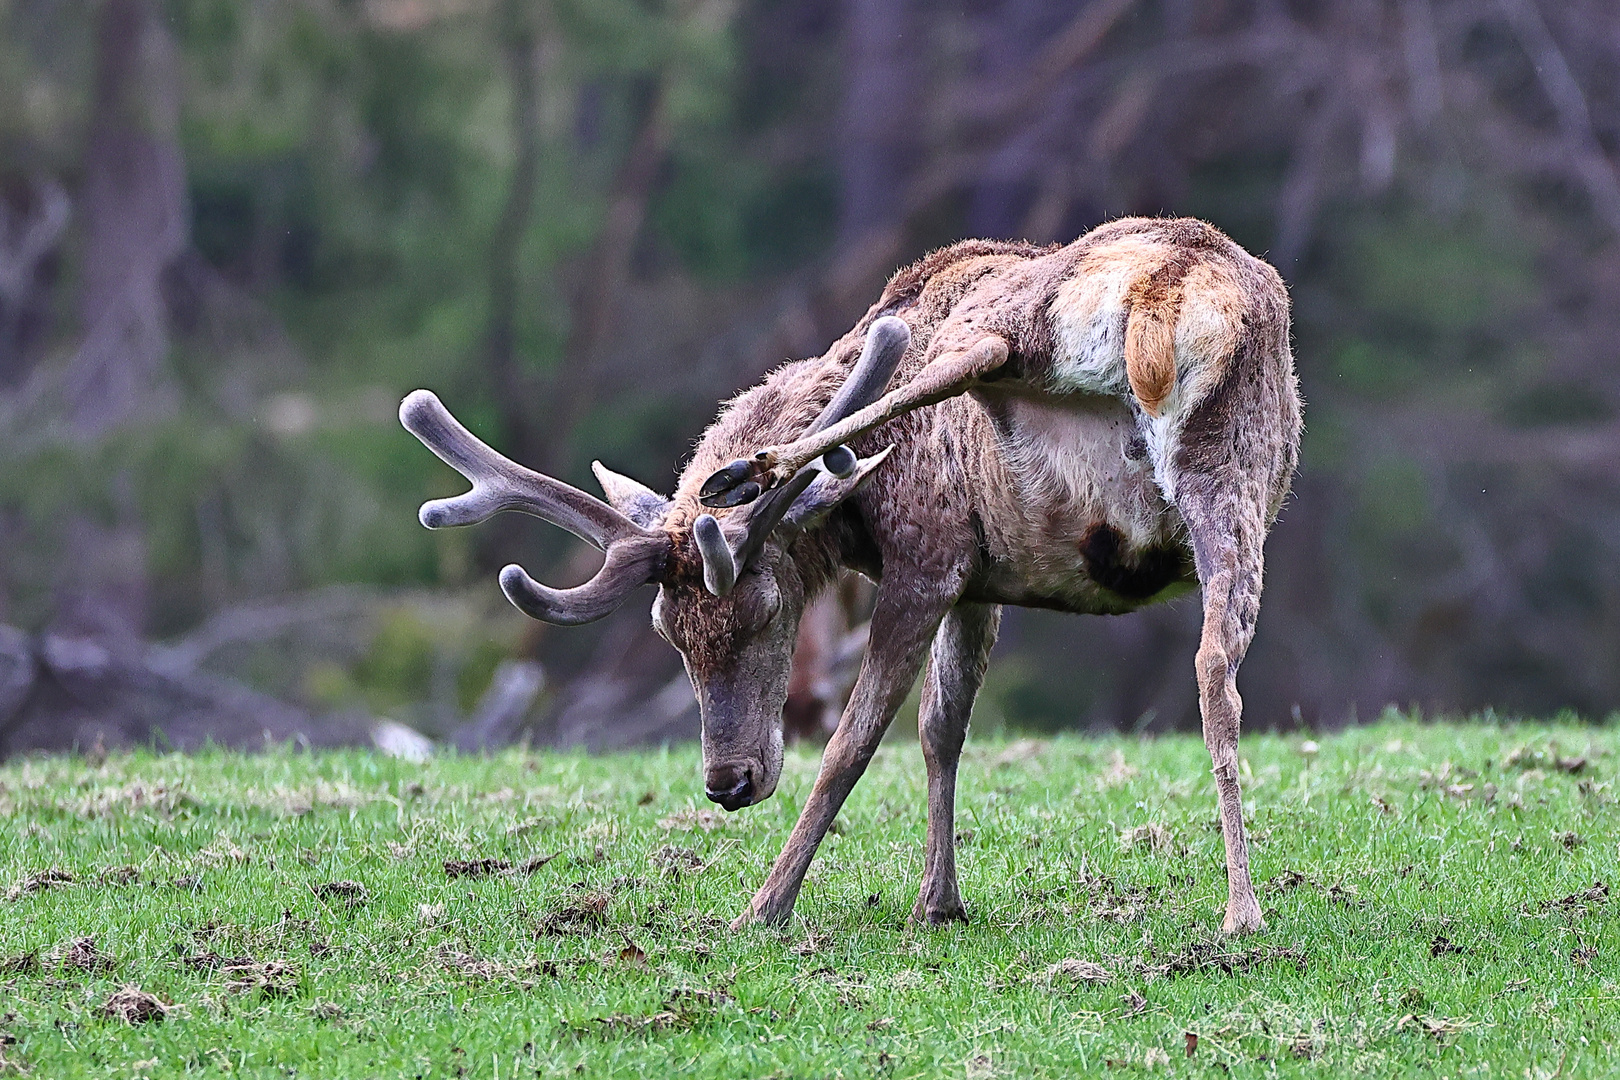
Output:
[
  {"xmin": 1177, "ymin": 478, "xmax": 1270, "ymax": 934},
  {"xmin": 913, "ymin": 602, "xmax": 1000, "ymax": 925},
  {"xmin": 749, "ymin": 334, "xmax": 1009, "ymax": 487}
]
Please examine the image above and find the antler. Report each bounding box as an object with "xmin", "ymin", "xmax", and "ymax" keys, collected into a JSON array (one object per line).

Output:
[
  {"xmin": 401, "ymin": 390, "xmax": 667, "ymax": 624},
  {"xmin": 692, "ymin": 316, "xmax": 911, "ymax": 595}
]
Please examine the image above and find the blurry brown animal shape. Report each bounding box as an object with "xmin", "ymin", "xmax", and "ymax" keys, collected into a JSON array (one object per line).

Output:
[{"xmin": 401, "ymin": 217, "xmax": 1301, "ymax": 934}]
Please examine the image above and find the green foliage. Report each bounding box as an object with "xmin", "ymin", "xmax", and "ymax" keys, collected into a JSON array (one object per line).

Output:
[{"xmin": 1, "ymin": 720, "xmax": 1616, "ymax": 1076}]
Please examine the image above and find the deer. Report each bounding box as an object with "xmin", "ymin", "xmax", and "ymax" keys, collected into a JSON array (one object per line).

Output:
[{"xmin": 401, "ymin": 215, "xmax": 1301, "ymax": 935}]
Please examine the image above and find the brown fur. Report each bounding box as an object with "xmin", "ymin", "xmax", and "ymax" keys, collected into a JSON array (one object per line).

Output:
[{"xmin": 647, "ymin": 217, "xmax": 1298, "ymax": 934}]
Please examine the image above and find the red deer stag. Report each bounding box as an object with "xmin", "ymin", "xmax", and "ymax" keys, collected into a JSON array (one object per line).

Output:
[{"xmin": 402, "ymin": 217, "xmax": 1301, "ymax": 934}]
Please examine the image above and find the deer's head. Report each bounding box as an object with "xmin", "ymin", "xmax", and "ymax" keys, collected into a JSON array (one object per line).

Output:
[{"xmin": 401, "ymin": 318, "xmax": 909, "ymax": 810}]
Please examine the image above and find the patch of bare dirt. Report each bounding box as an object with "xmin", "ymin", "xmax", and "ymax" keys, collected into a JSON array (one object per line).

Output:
[
  {"xmin": 100, "ymin": 986, "xmax": 168, "ymax": 1024},
  {"xmin": 1395, "ymin": 1013, "xmax": 1477, "ymax": 1044},
  {"xmin": 181, "ymin": 950, "xmax": 246, "ymax": 971},
  {"xmin": 74, "ymin": 783, "xmax": 197, "ymax": 820},
  {"xmin": 444, "ymin": 858, "xmax": 511, "ymax": 878},
  {"xmin": 58, "ymin": 937, "xmax": 114, "ymax": 973},
  {"xmin": 311, "ymin": 881, "xmax": 368, "ymax": 908},
  {"xmin": 1261, "ymin": 870, "xmax": 1364, "ymax": 908},
  {"xmin": 0, "ymin": 1041, "xmax": 23, "ymax": 1077},
  {"xmin": 991, "ymin": 739, "xmax": 1049, "ymax": 767},
  {"xmin": 182, "ymin": 952, "xmax": 298, "ymax": 996},
  {"xmin": 535, "ymin": 888, "xmax": 614, "ymax": 935},
  {"xmin": 1117, "ymin": 824, "xmax": 1174, "ymax": 854},
  {"xmin": 309, "ymin": 1001, "xmax": 344, "ymax": 1021},
  {"xmin": 649, "ymin": 846, "xmax": 706, "ymax": 879},
  {"xmin": 0, "ymin": 952, "xmax": 39, "ymax": 976},
  {"xmin": 1138, "ymin": 942, "xmax": 1306, "ymax": 981},
  {"xmin": 1042, "ymin": 958, "xmax": 1114, "ymax": 984},
  {"xmin": 1530, "ymin": 880, "xmax": 1609, "ymax": 917},
  {"xmin": 225, "ymin": 960, "xmax": 298, "ymax": 997},
  {"xmin": 5, "ymin": 869, "xmax": 74, "ymax": 902},
  {"xmin": 1098, "ymin": 749, "xmax": 1139, "ymax": 789},
  {"xmin": 443, "ymin": 853, "xmax": 557, "ymax": 879},
  {"xmin": 1074, "ymin": 870, "xmax": 1176, "ymax": 924},
  {"xmin": 1505, "ymin": 743, "xmax": 1588, "ymax": 775}
]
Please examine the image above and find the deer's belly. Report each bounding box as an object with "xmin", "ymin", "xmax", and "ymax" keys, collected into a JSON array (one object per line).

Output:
[{"xmin": 965, "ymin": 388, "xmax": 1195, "ymax": 614}]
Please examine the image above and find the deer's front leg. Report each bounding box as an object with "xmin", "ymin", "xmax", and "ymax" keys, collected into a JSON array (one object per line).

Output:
[
  {"xmin": 734, "ymin": 581, "xmax": 955, "ymax": 928},
  {"xmin": 913, "ymin": 603, "xmax": 1000, "ymax": 925}
]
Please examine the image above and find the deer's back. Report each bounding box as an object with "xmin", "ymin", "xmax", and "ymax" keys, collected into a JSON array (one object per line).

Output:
[{"xmin": 853, "ymin": 217, "xmax": 1296, "ymax": 615}]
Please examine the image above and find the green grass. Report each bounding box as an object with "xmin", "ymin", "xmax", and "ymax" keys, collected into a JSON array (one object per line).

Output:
[{"xmin": 1, "ymin": 719, "xmax": 1617, "ymax": 1078}]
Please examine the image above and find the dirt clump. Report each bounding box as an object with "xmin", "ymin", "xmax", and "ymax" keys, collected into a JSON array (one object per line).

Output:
[
  {"xmin": 312, "ymin": 880, "xmax": 369, "ymax": 908},
  {"xmin": 5, "ymin": 869, "xmax": 74, "ymax": 902},
  {"xmin": 579, "ymin": 986, "xmax": 732, "ymax": 1037},
  {"xmin": 444, "ymin": 854, "xmax": 557, "ymax": 879},
  {"xmin": 1140, "ymin": 942, "xmax": 1306, "ymax": 980},
  {"xmin": 0, "ymin": 952, "xmax": 39, "ymax": 976},
  {"xmin": 535, "ymin": 887, "xmax": 614, "ymax": 935},
  {"xmin": 59, "ymin": 937, "xmax": 114, "ymax": 973},
  {"xmin": 1117, "ymin": 823, "xmax": 1173, "ymax": 854},
  {"xmin": 656, "ymin": 808, "xmax": 727, "ymax": 832},
  {"xmin": 100, "ymin": 986, "xmax": 168, "ymax": 1024},
  {"xmin": 1429, "ymin": 935, "xmax": 1465, "ymax": 957},
  {"xmin": 224, "ymin": 959, "xmax": 299, "ymax": 997},
  {"xmin": 1042, "ymin": 958, "xmax": 1114, "ymax": 984},
  {"xmin": 649, "ymin": 846, "xmax": 705, "ymax": 879},
  {"xmin": 444, "ymin": 858, "xmax": 511, "ymax": 878}
]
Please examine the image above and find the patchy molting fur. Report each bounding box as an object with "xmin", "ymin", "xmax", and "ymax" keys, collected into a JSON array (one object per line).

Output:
[
  {"xmin": 639, "ymin": 216, "xmax": 1298, "ymax": 934},
  {"xmin": 662, "ymin": 217, "xmax": 1290, "ymax": 621}
]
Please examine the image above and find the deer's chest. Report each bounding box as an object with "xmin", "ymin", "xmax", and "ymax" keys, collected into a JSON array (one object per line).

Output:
[{"xmin": 963, "ymin": 388, "xmax": 1195, "ymax": 613}]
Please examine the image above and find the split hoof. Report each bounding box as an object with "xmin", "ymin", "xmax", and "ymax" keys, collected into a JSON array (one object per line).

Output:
[
  {"xmin": 910, "ymin": 899, "xmax": 969, "ymax": 926},
  {"xmin": 1221, "ymin": 898, "xmax": 1265, "ymax": 936}
]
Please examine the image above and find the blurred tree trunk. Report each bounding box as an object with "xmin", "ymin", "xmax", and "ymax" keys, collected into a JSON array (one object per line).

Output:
[
  {"xmin": 541, "ymin": 81, "xmax": 671, "ymax": 477},
  {"xmin": 486, "ymin": 0, "xmax": 544, "ymax": 468},
  {"xmin": 0, "ymin": 177, "xmax": 69, "ymax": 389},
  {"xmin": 837, "ymin": 0, "xmax": 913, "ymax": 249},
  {"xmin": 51, "ymin": 0, "xmax": 187, "ymax": 651}
]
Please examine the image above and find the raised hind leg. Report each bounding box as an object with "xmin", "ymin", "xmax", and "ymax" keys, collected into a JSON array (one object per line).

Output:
[{"xmin": 913, "ymin": 602, "xmax": 1000, "ymax": 924}]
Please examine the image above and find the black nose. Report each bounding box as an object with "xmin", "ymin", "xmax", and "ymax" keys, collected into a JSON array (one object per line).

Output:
[{"xmin": 704, "ymin": 773, "xmax": 754, "ymax": 811}]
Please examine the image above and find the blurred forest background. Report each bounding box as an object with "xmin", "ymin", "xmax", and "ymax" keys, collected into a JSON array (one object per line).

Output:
[{"xmin": 4, "ymin": 0, "xmax": 1620, "ymax": 757}]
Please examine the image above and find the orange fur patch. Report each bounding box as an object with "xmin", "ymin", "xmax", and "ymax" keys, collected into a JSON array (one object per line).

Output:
[
  {"xmin": 1124, "ymin": 308, "xmax": 1177, "ymax": 416},
  {"xmin": 1123, "ymin": 252, "xmax": 1196, "ymax": 416}
]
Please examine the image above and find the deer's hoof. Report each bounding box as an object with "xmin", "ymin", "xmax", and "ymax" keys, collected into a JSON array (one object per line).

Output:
[
  {"xmin": 910, "ymin": 901, "xmax": 968, "ymax": 926},
  {"xmin": 699, "ymin": 454, "xmax": 784, "ymax": 508},
  {"xmin": 1221, "ymin": 897, "xmax": 1265, "ymax": 936},
  {"xmin": 731, "ymin": 897, "xmax": 794, "ymax": 931},
  {"xmin": 700, "ymin": 459, "xmax": 759, "ymax": 507}
]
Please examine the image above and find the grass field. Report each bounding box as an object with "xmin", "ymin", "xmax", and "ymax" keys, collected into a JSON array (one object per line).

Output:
[{"xmin": 1, "ymin": 718, "xmax": 1616, "ymax": 1078}]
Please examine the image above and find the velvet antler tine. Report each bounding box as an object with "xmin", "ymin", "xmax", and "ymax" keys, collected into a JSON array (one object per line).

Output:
[
  {"xmin": 497, "ymin": 535, "xmax": 667, "ymax": 626},
  {"xmin": 401, "ymin": 390, "xmax": 645, "ymax": 549},
  {"xmin": 402, "ymin": 390, "xmax": 669, "ymax": 625},
  {"xmin": 700, "ymin": 316, "xmax": 911, "ymax": 509},
  {"xmin": 810, "ymin": 315, "xmax": 911, "ymax": 434},
  {"xmin": 693, "ymin": 515, "xmax": 737, "ymax": 597},
  {"xmin": 721, "ymin": 317, "xmax": 910, "ymax": 564}
]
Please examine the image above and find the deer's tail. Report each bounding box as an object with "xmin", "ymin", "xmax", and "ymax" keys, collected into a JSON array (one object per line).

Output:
[{"xmin": 1124, "ymin": 303, "xmax": 1177, "ymax": 417}]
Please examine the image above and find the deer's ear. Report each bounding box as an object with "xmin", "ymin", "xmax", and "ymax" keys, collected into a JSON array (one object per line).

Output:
[
  {"xmin": 592, "ymin": 462, "xmax": 671, "ymax": 528},
  {"xmin": 784, "ymin": 445, "xmax": 894, "ymax": 531}
]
